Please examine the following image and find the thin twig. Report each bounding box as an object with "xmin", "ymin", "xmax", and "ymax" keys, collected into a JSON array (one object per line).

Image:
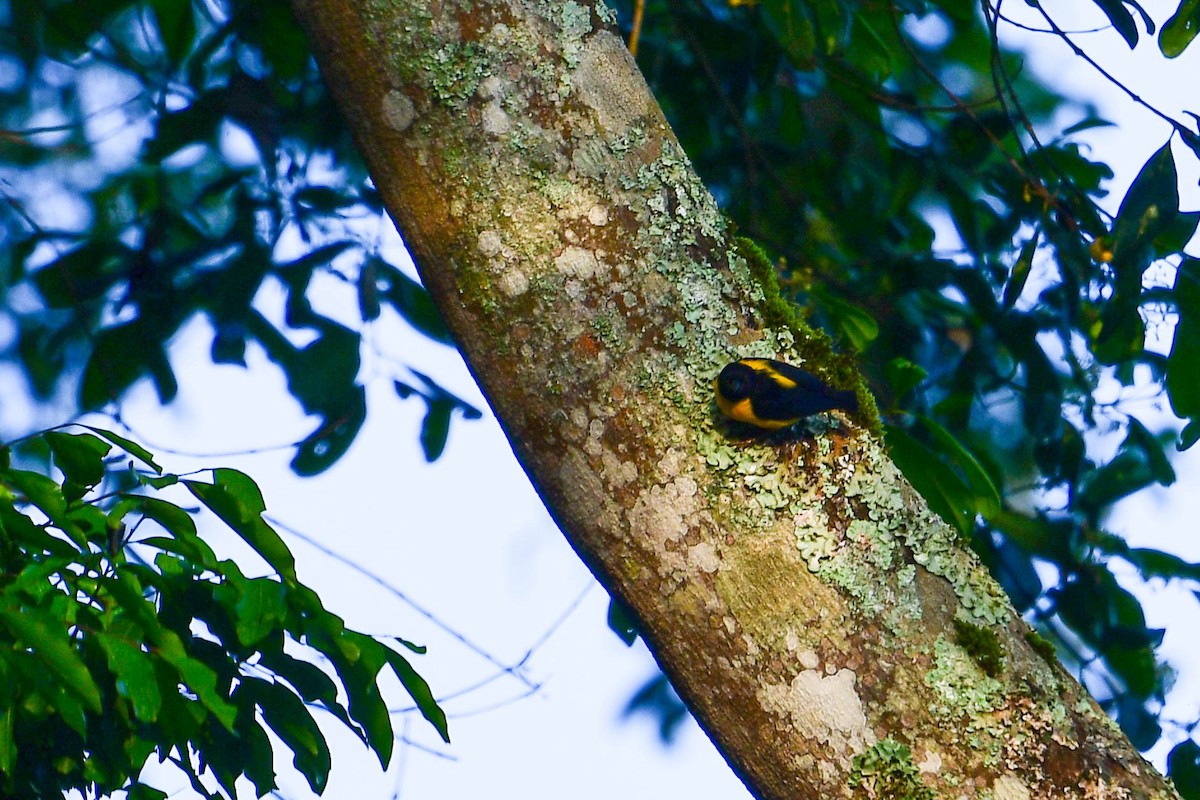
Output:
[{"xmin": 268, "ymin": 514, "xmax": 539, "ymax": 690}]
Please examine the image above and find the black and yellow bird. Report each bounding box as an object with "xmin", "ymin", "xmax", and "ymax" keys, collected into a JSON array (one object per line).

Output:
[{"xmin": 714, "ymin": 358, "xmax": 858, "ymax": 431}]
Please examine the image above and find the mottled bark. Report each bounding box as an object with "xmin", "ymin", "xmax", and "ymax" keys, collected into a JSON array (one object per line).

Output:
[{"xmin": 287, "ymin": 1, "xmax": 1177, "ymax": 798}]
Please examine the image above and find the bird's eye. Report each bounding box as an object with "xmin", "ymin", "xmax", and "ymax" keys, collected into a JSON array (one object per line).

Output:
[{"xmin": 720, "ymin": 372, "xmax": 748, "ymax": 398}]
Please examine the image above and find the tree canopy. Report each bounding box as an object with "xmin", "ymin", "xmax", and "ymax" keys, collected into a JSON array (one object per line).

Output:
[{"xmin": 3, "ymin": 0, "xmax": 1200, "ymax": 796}]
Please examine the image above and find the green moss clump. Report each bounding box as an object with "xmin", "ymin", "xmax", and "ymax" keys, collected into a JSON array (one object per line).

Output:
[
  {"xmin": 1025, "ymin": 628, "xmax": 1057, "ymax": 664},
  {"xmin": 953, "ymin": 617, "xmax": 1005, "ymax": 678},
  {"xmin": 849, "ymin": 738, "xmax": 936, "ymax": 800},
  {"xmin": 732, "ymin": 237, "xmax": 881, "ymax": 433}
]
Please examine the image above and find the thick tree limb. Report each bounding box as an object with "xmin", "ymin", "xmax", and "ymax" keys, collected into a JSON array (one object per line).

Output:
[{"xmin": 288, "ymin": 1, "xmax": 1176, "ymax": 797}]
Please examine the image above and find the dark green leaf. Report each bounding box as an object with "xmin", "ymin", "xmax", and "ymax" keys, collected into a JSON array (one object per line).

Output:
[
  {"xmin": 98, "ymin": 630, "xmax": 162, "ymax": 722},
  {"xmin": 885, "ymin": 426, "xmax": 973, "ymax": 534},
  {"xmin": 185, "ymin": 469, "xmax": 297, "ymax": 581},
  {"xmin": 81, "ymin": 321, "xmax": 178, "ymax": 410},
  {"xmin": 258, "ymin": 649, "xmax": 361, "ymax": 736},
  {"xmin": 1090, "ymin": 0, "xmax": 1141, "ymax": 47},
  {"xmin": 607, "ymin": 596, "xmax": 639, "ymax": 646},
  {"xmin": 241, "ymin": 676, "xmax": 331, "ymax": 793},
  {"xmin": 153, "ymin": 630, "xmax": 239, "ymax": 731},
  {"xmin": 0, "ymin": 602, "xmax": 102, "ymax": 713},
  {"xmin": 149, "ymin": 0, "xmax": 197, "ymax": 66},
  {"xmin": 45, "ymin": 431, "xmax": 110, "ymax": 490},
  {"xmin": 358, "ymin": 258, "xmax": 381, "ymax": 321},
  {"xmin": 1110, "ymin": 141, "xmax": 1179, "ymax": 285},
  {"xmin": 1116, "ymin": 693, "xmax": 1161, "ymax": 750},
  {"xmin": 382, "ymin": 642, "xmax": 449, "ymax": 744},
  {"xmin": 1169, "ymin": 739, "xmax": 1200, "ymax": 798},
  {"xmin": 291, "ymin": 388, "xmax": 367, "ymax": 476},
  {"xmin": 1004, "ymin": 233, "xmax": 1038, "ymax": 308},
  {"xmin": 84, "ymin": 426, "xmax": 163, "ymax": 473},
  {"xmin": 918, "ymin": 415, "xmax": 1002, "ymax": 518},
  {"xmin": 1160, "ymin": 0, "xmax": 1200, "ymax": 56},
  {"xmin": 1169, "ymin": 258, "xmax": 1200, "ymax": 426},
  {"xmin": 293, "ymin": 186, "xmax": 358, "ymax": 214},
  {"xmin": 420, "ymin": 399, "xmax": 453, "ymax": 463},
  {"xmin": 375, "ymin": 260, "xmax": 452, "ymax": 344},
  {"xmin": 317, "ymin": 630, "xmax": 394, "ymax": 766},
  {"xmin": 1180, "ymin": 420, "xmax": 1200, "ymax": 451},
  {"xmin": 126, "ymin": 784, "xmax": 169, "ymax": 800}
]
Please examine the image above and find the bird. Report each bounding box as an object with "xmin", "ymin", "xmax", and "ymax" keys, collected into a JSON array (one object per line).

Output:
[{"xmin": 714, "ymin": 358, "xmax": 858, "ymax": 430}]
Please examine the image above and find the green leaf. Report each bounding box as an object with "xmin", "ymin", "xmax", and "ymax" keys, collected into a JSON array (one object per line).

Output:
[
  {"xmin": 761, "ymin": 0, "xmax": 818, "ymax": 68},
  {"xmin": 0, "ymin": 602, "xmax": 102, "ymax": 714},
  {"xmin": 139, "ymin": 474, "xmax": 178, "ymax": 489},
  {"xmin": 0, "ymin": 703, "xmax": 13, "ymax": 777},
  {"xmin": 99, "ymin": 630, "xmax": 162, "ymax": 722},
  {"xmin": 1169, "ymin": 258, "xmax": 1200, "ymax": 429},
  {"xmin": 185, "ymin": 469, "xmax": 297, "ymax": 581},
  {"xmin": 230, "ymin": 577, "xmax": 288, "ymax": 647},
  {"xmin": 918, "ymin": 416, "xmax": 1002, "ymax": 518},
  {"xmin": 241, "ymin": 676, "xmax": 332, "ymax": 793},
  {"xmin": 885, "ymin": 426, "xmax": 973, "ymax": 534},
  {"xmin": 1004, "ymin": 232, "xmax": 1038, "ymax": 308},
  {"xmin": 813, "ymin": 288, "xmax": 879, "ymax": 350},
  {"xmin": 1160, "ymin": 0, "xmax": 1200, "ymax": 57},
  {"xmin": 1111, "ymin": 141, "xmax": 1179, "ymax": 282},
  {"xmin": 317, "ymin": 630, "xmax": 394, "ymax": 766},
  {"xmin": 883, "ymin": 358, "xmax": 927, "ymax": 403},
  {"xmin": 133, "ymin": 496, "xmax": 221, "ymax": 568},
  {"xmin": 149, "ymin": 0, "xmax": 197, "ymax": 66},
  {"xmin": 0, "ymin": 468, "xmax": 86, "ymax": 548},
  {"xmin": 258, "ymin": 648, "xmax": 361, "ymax": 736},
  {"xmin": 83, "ymin": 426, "xmax": 163, "ymax": 473},
  {"xmin": 153, "ymin": 630, "xmax": 239, "ymax": 732},
  {"xmin": 382, "ymin": 642, "xmax": 450, "ymax": 744},
  {"xmin": 45, "ymin": 431, "xmax": 111, "ymax": 490},
  {"xmin": 126, "ymin": 784, "xmax": 169, "ymax": 800}
]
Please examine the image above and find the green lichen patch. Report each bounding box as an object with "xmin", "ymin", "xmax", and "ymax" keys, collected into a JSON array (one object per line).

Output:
[
  {"xmin": 952, "ymin": 618, "xmax": 1005, "ymax": 678},
  {"xmin": 848, "ymin": 737, "xmax": 936, "ymax": 800},
  {"xmin": 926, "ymin": 635, "xmax": 1004, "ymax": 721}
]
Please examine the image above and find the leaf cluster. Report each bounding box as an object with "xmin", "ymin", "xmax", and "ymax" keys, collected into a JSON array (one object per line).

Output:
[
  {"xmin": 0, "ymin": 0, "xmax": 475, "ymax": 475},
  {"xmin": 0, "ymin": 426, "xmax": 447, "ymax": 797}
]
